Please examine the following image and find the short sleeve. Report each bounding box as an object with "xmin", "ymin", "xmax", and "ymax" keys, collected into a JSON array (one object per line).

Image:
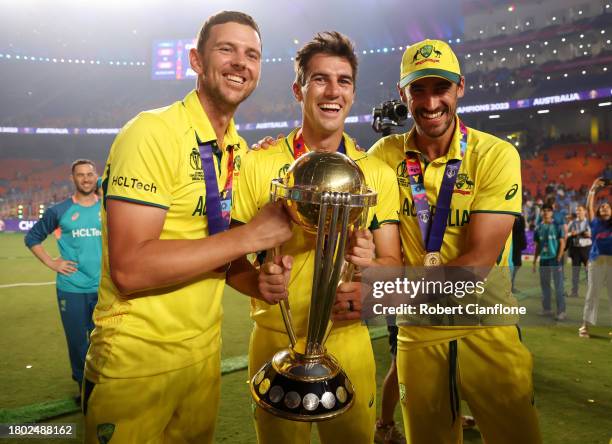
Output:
[
  {"xmin": 104, "ymin": 113, "xmax": 178, "ymax": 209},
  {"xmin": 369, "ymin": 160, "xmax": 400, "ymax": 229},
  {"xmin": 471, "ymin": 142, "xmax": 522, "ymax": 215},
  {"xmin": 232, "ymin": 150, "xmax": 268, "ymax": 224}
]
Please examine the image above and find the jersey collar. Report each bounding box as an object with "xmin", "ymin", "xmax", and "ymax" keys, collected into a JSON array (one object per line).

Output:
[
  {"xmin": 403, "ymin": 115, "xmax": 465, "ymax": 163},
  {"xmin": 284, "ymin": 128, "xmax": 367, "ymax": 161},
  {"xmin": 182, "ymin": 89, "xmax": 240, "ymax": 149}
]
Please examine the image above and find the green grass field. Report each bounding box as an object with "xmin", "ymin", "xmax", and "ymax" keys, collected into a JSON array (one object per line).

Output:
[{"xmin": 1, "ymin": 232, "xmax": 611, "ymax": 443}]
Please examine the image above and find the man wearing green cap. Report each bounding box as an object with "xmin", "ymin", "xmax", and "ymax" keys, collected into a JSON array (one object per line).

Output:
[{"xmin": 369, "ymin": 39, "xmax": 541, "ymax": 443}]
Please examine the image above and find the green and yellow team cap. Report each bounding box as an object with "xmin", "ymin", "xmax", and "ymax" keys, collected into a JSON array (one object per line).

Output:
[{"xmin": 399, "ymin": 39, "xmax": 462, "ymax": 88}]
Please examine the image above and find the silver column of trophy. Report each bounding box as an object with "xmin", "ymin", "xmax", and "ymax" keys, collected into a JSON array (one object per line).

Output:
[{"xmin": 250, "ymin": 151, "xmax": 377, "ymax": 421}]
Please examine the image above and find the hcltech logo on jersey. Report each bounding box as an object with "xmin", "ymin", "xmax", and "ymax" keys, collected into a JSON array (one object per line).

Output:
[
  {"xmin": 72, "ymin": 227, "xmax": 102, "ymax": 238},
  {"xmin": 111, "ymin": 176, "xmax": 157, "ymax": 193}
]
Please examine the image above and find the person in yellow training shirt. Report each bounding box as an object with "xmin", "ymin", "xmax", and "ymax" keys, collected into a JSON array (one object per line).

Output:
[
  {"xmin": 227, "ymin": 31, "xmax": 402, "ymax": 444},
  {"xmin": 82, "ymin": 11, "xmax": 293, "ymax": 444},
  {"xmin": 369, "ymin": 39, "xmax": 542, "ymax": 444}
]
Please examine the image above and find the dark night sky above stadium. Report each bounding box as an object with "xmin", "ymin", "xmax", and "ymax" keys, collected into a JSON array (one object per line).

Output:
[{"xmin": 2, "ymin": 0, "xmax": 464, "ymax": 58}]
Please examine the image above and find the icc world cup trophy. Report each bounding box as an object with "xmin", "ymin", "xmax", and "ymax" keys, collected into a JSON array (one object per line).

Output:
[{"xmin": 250, "ymin": 151, "xmax": 377, "ymax": 421}]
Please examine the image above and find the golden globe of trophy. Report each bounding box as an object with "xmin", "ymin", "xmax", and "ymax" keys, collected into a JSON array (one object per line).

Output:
[{"xmin": 250, "ymin": 151, "xmax": 377, "ymax": 421}]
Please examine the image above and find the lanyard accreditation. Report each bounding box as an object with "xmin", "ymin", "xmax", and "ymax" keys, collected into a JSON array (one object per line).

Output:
[
  {"xmin": 196, "ymin": 134, "xmax": 235, "ymax": 235},
  {"xmin": 405, "ymin": 120, "xmax": 468, "ymax": 266}
]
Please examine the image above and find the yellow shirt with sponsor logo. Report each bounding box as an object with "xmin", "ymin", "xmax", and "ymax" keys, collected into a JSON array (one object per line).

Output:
[
  {"xmin": 85, "ymin": 90, "xmax": 246, "ymax": 381},
  {"xmin": 233, "ymin": 129, "xmax": 400, "ymax": 336},
  {"xmin": 369, "ymin": 116, "xmax": 522, "ymax": 349}
]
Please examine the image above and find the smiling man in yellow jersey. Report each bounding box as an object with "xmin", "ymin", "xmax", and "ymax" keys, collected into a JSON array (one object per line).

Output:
[
  {"xmin": 83, "ymin": 11, "xmax": 293, "ymax": 444},
  {"xmin": 369, "ymin": 39, "xmax": 542, "ymax": 443},
  {"xmin": 228, "ymin": 32, "xmax": 402, "ymax": 444}
]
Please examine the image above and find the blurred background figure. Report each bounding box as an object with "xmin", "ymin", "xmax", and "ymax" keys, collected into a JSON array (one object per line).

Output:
[{"xmin": 579, "ymin": 178, "xmax": 612, "ymax": 338}]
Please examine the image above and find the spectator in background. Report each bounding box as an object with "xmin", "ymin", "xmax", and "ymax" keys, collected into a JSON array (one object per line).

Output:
[
  {"xmin": 579, "ymin": 178, "xmax": 612, "ymax": 338},
  {"xmin": 567, "ymin": 205, "xmax": 591, "ymax": 298},
  {"xmin": 24, "ymin": 159, "xmax": 101, "ymax": 399},
  {"xmin": 533, "ymin": 205, "xmax": 566, "ymax": 320},
  {"xmin": 551, "ymin": 198, "xmax": 568, "ymax": 298}
]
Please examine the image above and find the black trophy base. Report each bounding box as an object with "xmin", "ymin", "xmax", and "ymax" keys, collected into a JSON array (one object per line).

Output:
[{"xmin": 250, "ymin": 348, "xmax": 355, "ymax": 422}]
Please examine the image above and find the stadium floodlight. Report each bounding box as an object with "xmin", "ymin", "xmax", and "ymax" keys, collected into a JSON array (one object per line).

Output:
[
  {"xmin": 552, "ymin": 16, "xmax": 556, "ymax": 21},
  {"xmin": 546, "ymin": 75, "xmax": 551, "ymax": 80},
  {"xmin": 293, "ymin": 39, "xmax": 299, "ymax": 45},
  {"xmin": 526, "ymin": 21, "xmax": 530, "ymax": 26},
  {"xmin": 501, "ymin": 25, "xmax": 506, "ymax": 30},
  {"xmin": 525, "ymin": 44, "xmax": 530, "ymax": 49},
  {"xmin": 564, "ymin": 73, "xmax": 568, "ymax": 77},
  {"xmin": 580, "ymin": 34, "xmax": 584, "ymax": 39},
  {"xmin": 580, "ymin": 109, "xmax": 585, "ymax": 114},
  {"xmin": 561, "ymin": 37, "xmax": 566, "ymax": 42},
  {"xmin": 553, "ymin": 49, "xmax": 557, "ymax": 54},
  {"xmin": 509, "ymin": 47, "xmax": 513, "ymax": 51},
  {"xmin": 479, "ymin": 30, "xmax": 484, "ymax": 34},
  {"xmin": 603, "ymin": 67, "xmax": 608, "ymax": 72},
  {"xmin": 608, "ymin": 40, "xmax": 611, "ymax": 44},
  {"xmin": 601, "ymin": 30, "xmax": 606, "ymax": 34},
  {"xmin": 493, "ymin": 49, "xmax": 497, "ymax": 54},
  {"xmin": 537, "ymin": 109, "xmax": 550, "ymax": 114},
  {"xmin": 544, "ymin": 41, "xmax": 548, "ymax": 45},
  {"xmin": 581, "ymin": 70, "xmax": 586, "ymax": 74},
  {"xmin": 508, "ymin": 5, "xmax": 514, "ymax": 12},
  {"xmin": 362, "ymin": 50, "xmax": 367, "ymax": 55},
  {"xmin": 578, "ymin": 10, "xmax": 582, "ymax": 14},
  {"xmin": 598, "ymin": 102, "xmax": 612, "ymax": 107}
]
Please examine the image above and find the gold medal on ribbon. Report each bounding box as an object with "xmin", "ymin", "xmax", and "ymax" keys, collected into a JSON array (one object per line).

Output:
[{"xmin": 424, "ymin": 252, "xmax": 442, "ymax": 267}]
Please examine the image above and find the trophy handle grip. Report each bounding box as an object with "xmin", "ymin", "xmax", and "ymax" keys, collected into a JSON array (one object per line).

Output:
[{"xmin": 270, "ymin": 247, "xmax": 297, "ymax": 348}]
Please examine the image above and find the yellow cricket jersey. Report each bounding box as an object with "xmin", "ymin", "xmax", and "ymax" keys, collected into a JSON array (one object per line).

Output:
[
  {"xmin": 233, "ymin": 128, "xmax": 400, "ymax": 336},
  {"xmin": 369, "ymin": 116, "xmax": 522, "ymax": 349},
  {"xmin": 85, "ymin": 90, "xmax": 246, "ymax": 381}
]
